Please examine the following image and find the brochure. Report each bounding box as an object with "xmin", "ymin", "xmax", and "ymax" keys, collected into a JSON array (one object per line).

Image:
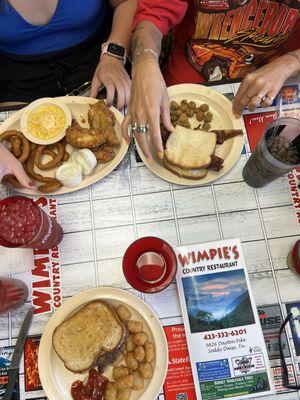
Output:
[{"xmin": 175, "ymin": 238, "xmax": 274, "ymax": 400}]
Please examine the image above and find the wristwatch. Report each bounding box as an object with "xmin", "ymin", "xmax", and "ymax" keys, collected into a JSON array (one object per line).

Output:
[{"xmin": 101, "ymin": 42, "xmax": 127, "ymax": 64}]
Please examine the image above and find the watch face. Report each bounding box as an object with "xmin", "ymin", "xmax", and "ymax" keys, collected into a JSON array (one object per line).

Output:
[{"xmin": 107, "ymin": 43, "xmax": 125, "ymax": 57}]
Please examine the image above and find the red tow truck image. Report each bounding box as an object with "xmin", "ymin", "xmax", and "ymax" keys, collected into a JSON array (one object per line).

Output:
[{"xmin": 186, "ymin": 42, "xmax": 265, "ymax": 80}]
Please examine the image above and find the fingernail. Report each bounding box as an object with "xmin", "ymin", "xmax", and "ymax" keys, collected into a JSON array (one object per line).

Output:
[
  {"xmin": 146, "ymin": 157, "xmax": 152, "ymax": 162},
  {"xmin": 157, "ymin": 151, "xmax": 164, "ymax": 159},
  {"xmin": 29, "ymin": 181, "xmax": 35, "ymax": 187}
]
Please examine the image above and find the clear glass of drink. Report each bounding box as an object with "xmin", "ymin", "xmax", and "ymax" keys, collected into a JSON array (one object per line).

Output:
[{"xmin": 242, "ymin": 117, "xmax": 300, "ymax": 188}]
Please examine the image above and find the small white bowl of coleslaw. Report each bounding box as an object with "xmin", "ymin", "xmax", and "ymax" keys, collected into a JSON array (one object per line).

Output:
[{"xmin": 20, "ymin": 98, "xmax": 72, "ymax": 145}]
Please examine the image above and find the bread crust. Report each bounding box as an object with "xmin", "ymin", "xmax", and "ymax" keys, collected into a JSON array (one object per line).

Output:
[{"xmin": 163, "ymin": 159, "xmax": 208, "ymax": 180}]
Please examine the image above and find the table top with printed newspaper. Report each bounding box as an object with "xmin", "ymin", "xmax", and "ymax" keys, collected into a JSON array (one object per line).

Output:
[{"xmin": 0, "ymin": 76, "xmax": 299, "ymax": 400}]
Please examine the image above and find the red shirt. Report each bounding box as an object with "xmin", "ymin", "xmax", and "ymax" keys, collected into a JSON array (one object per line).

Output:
[{"xmin": 133, "ymin": 0, "xmax": 300, "ymax": 86}]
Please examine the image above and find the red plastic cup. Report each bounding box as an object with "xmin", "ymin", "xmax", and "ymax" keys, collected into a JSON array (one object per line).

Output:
[
  {"xmin": 287, "ymin": 240, "xmax": 300, "ymax": 275},
  {"xmin": 123, "ymin": 237, "xmax": 177, "ymax": 293},
  {"xmin": 136, "ymin": 251, "xmax": 167, "ymax": 284},
  {"xmin": 0, "ymin": 196, "xmax": 63, "ymax": 249},
  {"xmin": 0, "ymin": 278, "xmax": 28, "ymax": 314}
]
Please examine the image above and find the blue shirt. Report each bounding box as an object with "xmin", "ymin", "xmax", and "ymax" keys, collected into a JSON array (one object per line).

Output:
[{"xmin": 0, "ymin": 0, "xmax": 108, "ymax": 55}]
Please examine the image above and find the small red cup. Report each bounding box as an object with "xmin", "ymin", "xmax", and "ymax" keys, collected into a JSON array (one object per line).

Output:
[
  {"xmin": 123, "ymin": 237, "xmax": 177, "ymax": 293},
  {"xmin": 0, "ymin": 196, "xmax": 63, "ymax": 250},
  {"xmin": 287, "ymin": 240, "xmax": 300, "ymax": 275}
]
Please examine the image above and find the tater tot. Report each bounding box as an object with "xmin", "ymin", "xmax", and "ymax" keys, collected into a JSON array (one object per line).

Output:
[
  {"xmin": 178, "ymin": 112, "xmax": 188, "ymax": 122},
  {"xmin": 196, "ymin": 111, "xmax": 204, "ymax": 121},
  {"xmin": 134, "ymin": 332, "xmax": 148, "ymax": 346},
  {"xmin": 139, "ymin": 362, "xmax": 154, "ymax": 379},
  {"xmin": 125, "ymin": 335, "xmax": 136, "ymax": 352},
  {"xmin": 174, "ymin": 109, "xmax": 181, "ymax": 117},
  {"xmin": 105, "ymin": 382, "xmax": 118, "ymax": 400},
  {"xmin": 170, "ymin": 100, "xmax": 180, "ymax": 110},
  {"xmin": 188, "ymin": 101, "xmax": 196, "ymax": 109},
  {"xmin": 144, "ymin": 342, "xmax": 156, "ymax": 362},
  {"xmin": 117, "ymin": 388, "xmax": 132, "ymax": 400},
  {"xmin": 200, "ymin": 103, "xmax": 209, "ymax": 112},
  {"xmin": 180, "ymin": 102, "xmax": 188, "ymax": 112},
  {"xmin": 127, "ymin": 320, "xmax": 143, "ymax": 333},
  {"xmin": 125, "ymin": 352, "xmax": 138, "ymax": 370},
  {"xmin": 134, "ymin": 345, "xmax": 145, "ymax": 362},
  {"xmin": 187, "ymin": 108, "xmax": 194, "ymax": 118},
  {"xmin": 204, "ymin": 112, "xmax": 213, "ymax": 122},
  {"xmin": 116, "ymin": 305, "xmax": 132, "ymax": 323},
  {"xmin": 132, "ymin": 371, "xmax": 144, "ymax": 390},
  {"xmin": 202, "ymin": 122, "xmax": 211, "ymax": 131},
  {"xmin": 116, "ymin": 374, "xmax": 134, "ymax": 390},
  {"xmin": 113, "ymin": 366, "xmax": 129, "ymax": 381}
]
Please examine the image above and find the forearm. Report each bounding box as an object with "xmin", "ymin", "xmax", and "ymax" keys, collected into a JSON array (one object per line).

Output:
[
  {"xmin": 108, "ymin": 0, "xmax": 137, "ymax": 50},
  {"xmin": 283, "ymin": 49, "xmax": 300, "ymax": 77},
  {"xmin": 132, "ymin": 20, "xmax": 163, "ymax": 63}
]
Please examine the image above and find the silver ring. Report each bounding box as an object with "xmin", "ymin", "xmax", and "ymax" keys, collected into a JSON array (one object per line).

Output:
[
  {"xmin": 256, "ymin": 93, "xmax": 266, "ymax": 101},
  {"xmin": 265, "ymin": 95, "xmax": 275, "ymax": 102},
  {"xmin": 131, "ymin": 123, "xmax": 139, "ymax": 134},
  {"xmin": 136, "ymin": 124, "xmax": 149, "ymax": 134}
]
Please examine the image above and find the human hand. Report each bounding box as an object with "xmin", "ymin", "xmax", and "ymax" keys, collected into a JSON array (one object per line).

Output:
[
  {"xmin": 90, "ymin": 55, "xmax": 131, "ymax": 110},
  {"xmin": 0, "ymin": 143, "xmax": 33, "ymax": 189},
  {"xmin": 233, "ymin": 54, "xmax": 300, "ymax": 116},
  {"xmin": 121, "ymin": 55, "xmax": 173, "ymax": 160}
]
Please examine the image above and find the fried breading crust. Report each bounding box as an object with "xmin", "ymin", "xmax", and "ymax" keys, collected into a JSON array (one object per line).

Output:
[
  {"xmin": 88, "ymin": 101, "xmax": 119, "ymax": 147},
  {"xmin": 66, "ymin": 120, "xmax": 106, "ymax": 149},
  {"xmin": 92, "ymin": 143, "xmax": 116, "ymax": 163}
]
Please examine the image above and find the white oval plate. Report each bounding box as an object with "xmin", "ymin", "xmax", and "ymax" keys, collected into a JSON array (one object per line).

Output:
[
  {"xmin": 135, "ymin": 84, "xmax": 244, "ymax": 186},
  {"xmin": 0, "ymin": 96, "xmax": 128, "ymax": 195},
  {"xmin": 38, "ymin": 287, "xmax": 168, "ymax": 400}
]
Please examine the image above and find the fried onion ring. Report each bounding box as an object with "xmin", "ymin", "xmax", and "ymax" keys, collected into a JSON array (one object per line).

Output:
[
  {"xmin": 38, "ymin": 180, "xmax": 62, "ymax": 193},
  {"xmin": 11, "ymin": 138, "xmax": 22, "ymax": 158},
  {"xmin": 0, "ymin": 130, "xmax": 30, "ymax": 163},
  {"xmin": 63, "ymin": 151, "xmax": 70, "ymax": 162},
  {"xmin": 34, "ymin": 143, "xmax": 65, "ymax": 170},
  {"xmin": 27, "ymin": 153, "xmax": 56, "ymax": 183}
]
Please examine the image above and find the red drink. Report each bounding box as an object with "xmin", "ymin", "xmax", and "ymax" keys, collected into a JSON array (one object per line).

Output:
[
  {"xmin": 136, "ymin": 252, "xmax": 166, "ymax": 284},
  {"xmin": 287, "ymin": 240, "xmax": 300, "ymax": 275},
  {"xmin": 0, "ymin": 196, "xmax": 63, "ymax": 249},
  {"xmin": 0, "ymin": 278, "xmax": 28, "ymax": 314}
]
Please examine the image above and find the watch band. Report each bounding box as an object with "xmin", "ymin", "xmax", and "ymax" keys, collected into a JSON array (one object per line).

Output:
[{"xmin": 101, "ymin": 42, "xmax": 126, "ymax": 64}]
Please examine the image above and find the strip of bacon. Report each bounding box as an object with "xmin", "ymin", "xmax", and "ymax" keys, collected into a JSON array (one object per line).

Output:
[{"xmin": 212, "ymin": 130, "xmax": 244, "ymax": 144}]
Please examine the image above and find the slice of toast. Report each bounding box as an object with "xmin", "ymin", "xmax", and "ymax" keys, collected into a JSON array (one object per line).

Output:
[
  {"xmin": 165, "ymin": 126, "xmax": 217, "ymax": 169},
  {"xmin": 163, "ymin": 158, "xmax": 208, "ymax": 180},
  {"xmin": 52, "ymin": 300, "xmax": 126, "ymax": 373}
]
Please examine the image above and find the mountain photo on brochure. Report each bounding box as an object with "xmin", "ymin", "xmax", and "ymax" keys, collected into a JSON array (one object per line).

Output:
[{"xmin": 183, "ymin": 269, "xmax": 255, "ymax": 334}]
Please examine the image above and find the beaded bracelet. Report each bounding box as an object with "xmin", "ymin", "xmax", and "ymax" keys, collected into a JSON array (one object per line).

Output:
[{"xmin": 287, "ymin": 51, "xmax": 300, "ymax": 65}]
